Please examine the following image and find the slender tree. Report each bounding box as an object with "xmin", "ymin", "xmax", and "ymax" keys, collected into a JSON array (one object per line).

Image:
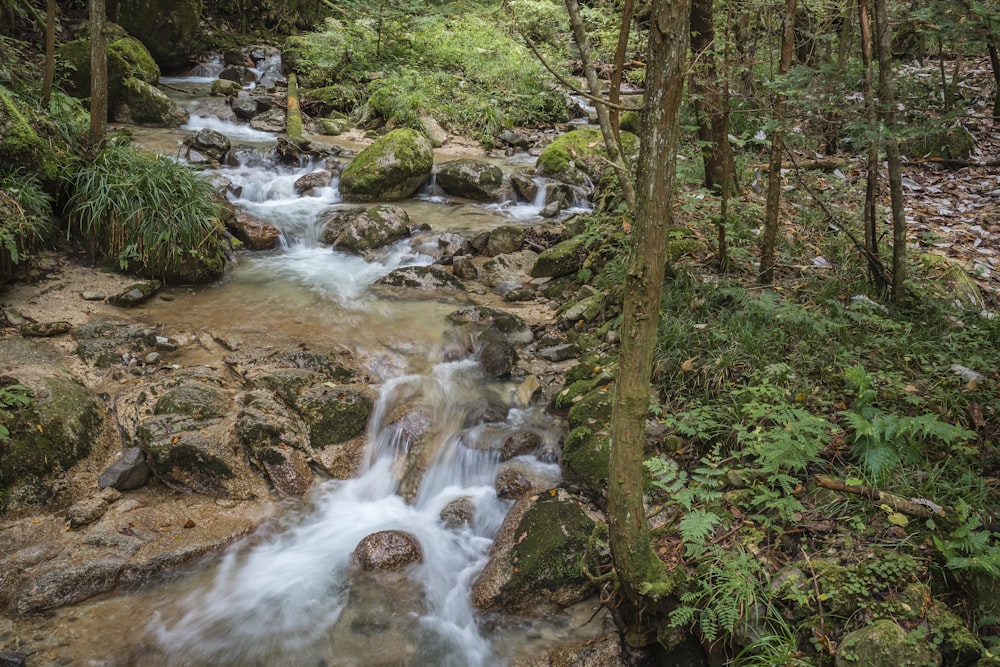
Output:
[
  {"xmin": 42, "ymin": 0, "xmax": 55, "ymax": 105},
  {"xmin": 689, "ymin": 0, "xmax": 736, "ymax": 193},
  {"xmin": 989, "ymin": 41, "xmax": 1000, "ymax": 121},
  {"xmin": 564, "ymin": 0, "xmax": 636, "ymax": 212},
  {"xmin": 609, "ymin": 0, "xmax": 634, "ymax": 144},
  {"xmin": 874, "ymin": 0, "xmax": 906, "ymax": 302},
  {"xmin": 759, "ymin": 0, "xmax": 797, "ymax": 284},
  {"xmin": 89, "ymin": 0, "xmax": 107, "ymax": 143},
  {"xmin": 607, "ymin": 0, "xmax": 691, "ymax": 641},
  {"xmin": 858, "ymin": 0, "xmax": 887, "ymax": 293}
]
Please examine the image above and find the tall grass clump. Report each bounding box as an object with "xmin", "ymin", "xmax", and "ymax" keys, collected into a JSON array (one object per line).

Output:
[
  {"xmin": 0, "ymin": 170, "xmax": 55, "ymax": 280},
  {"xmin": 64, "ymin": 141, "xmax": 226, "ymax": 282}
]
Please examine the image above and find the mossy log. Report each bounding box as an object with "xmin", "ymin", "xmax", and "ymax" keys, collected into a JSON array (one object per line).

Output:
[{"xmin": 286, "ymin": 72, "xmax": 303, "ymax": 143}]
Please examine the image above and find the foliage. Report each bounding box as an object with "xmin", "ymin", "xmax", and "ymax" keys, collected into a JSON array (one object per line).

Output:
[
  {"xmin": 0, "ymin": 170, "xmax": 55, "ymax": 271},
  {"xmin": 63, "ymin": 140, "xmax": 224, "ymax": 278},
  {"xmin": 0, "ymin": 382, "xmax": 32, "ymax": 440}
]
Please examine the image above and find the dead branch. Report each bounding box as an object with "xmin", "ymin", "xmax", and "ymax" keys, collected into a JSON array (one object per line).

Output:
[
  {"xmin": 814, "ymin": 475, "xmax": 948, "ymax": 519},
  {"xmin": 749, "ymin": 158, "xmax": 848, "ymax": 172}
]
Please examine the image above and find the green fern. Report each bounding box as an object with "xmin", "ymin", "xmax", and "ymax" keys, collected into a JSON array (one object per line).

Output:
[{"xmin": 678, "ymin": 509, "xmax": 722, "ymax": 557}]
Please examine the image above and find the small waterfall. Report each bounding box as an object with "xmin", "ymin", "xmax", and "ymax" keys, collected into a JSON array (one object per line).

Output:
[
  {"xmin": 152, "ymin": 354, "xmax": 555, "ymax": 666},
  {"xmin": 183, "ymin": 115, "xmax": 277, "ymax": 143}
]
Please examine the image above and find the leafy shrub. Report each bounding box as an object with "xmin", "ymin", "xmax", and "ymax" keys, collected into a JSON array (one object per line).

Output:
[
  {"xmin": 0, "ymin": 170, "xmax": 54, "ymax": 277},
  {"xmin": 64, "ymin": 141, "xmax": 225, "ymax": 280}
]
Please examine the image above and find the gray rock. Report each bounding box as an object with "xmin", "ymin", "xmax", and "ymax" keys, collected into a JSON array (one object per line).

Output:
[
  {"xmin": 539, "ymin": 343, "xmax": 578, "ymax": 362},
  {"xmin": 219, "ymin": 65, "xmax": 257, "ymax": 86},
  {"xmin": 375, "ymin": 265, "xmax": 465, "ymax": 292},
  {"xmin": 0, "ymin": 652, "xmax": 27, "ymax": 667},
  {"xmin": 66, "ymin": 496, "xmax": 109, "ymax": 529},
  {"xmin": 483, "ymin": 226, "xmax": 526, "ymax": 257},
  {"xmin": 501, "ymin": 430, "xmax": 542, "ymax": 461},
  {"xmin": 481, "ymin": 250, "xmax": 537, "ymax": 289},
  {"xmin": 435, "ymin": 159, "xmax": 505, "ymax": 202},
  {"xmin": 354, "ymin": 530, "xmax": 423, "ymax": 570},
  {"xmin": 191, "ymin": 128, "xmax": 231, "ymax": 162},
  {"xmin": 323, "ymin": 205, "xmax": 411, "ymax": 253},
  {"xmin": 498, "ymin": 130, "xmax": 531, "ymax": 149},
  {"xmin": 440, "ymin": 497, "xmax": 475, "ymax": 528},
  {"xmin": 231, "ymin": 97, "xmax": 259, "ymax": 120},
  {"xmin": 294, "ymin": 169, "xmax": 333, "ymax": 195},
  {"xmin": 509, "ymin": 171, "xmax": 539, "ymax": 201},
  {"xmin": 452, "ymin": 256, "xmax": 479, "ymax": 281},
  {"xmin": 81, "ymin": 290, "xmax": 104, "ymax": 301},
  {"xmin": 480, "ymin": 340, "xmax": 518, "ymax": 379},
  {"xmin": 562, "ymin": 293, "xmax": 604, "ymax": 324}
]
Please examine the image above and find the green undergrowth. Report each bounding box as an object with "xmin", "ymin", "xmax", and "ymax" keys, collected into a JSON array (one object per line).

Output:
[{"xmin": 286, "ymin": 1, "xmax": 570, "ymax": 143}]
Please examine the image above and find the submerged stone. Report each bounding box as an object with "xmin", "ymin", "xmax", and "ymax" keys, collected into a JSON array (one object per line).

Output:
[{"xmin": 354, "ymin": 530, "xmax": 423, "ymax": 570}]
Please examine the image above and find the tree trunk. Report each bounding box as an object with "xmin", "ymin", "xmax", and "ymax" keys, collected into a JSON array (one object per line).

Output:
[
  {"xmin": 609, "ymin": 0, "xmax": 634, "ymax": 144},
  {"xmin": 689, "ymin": 0, "xmax": 736, "ymax": 193},
  {"xmin": 607, "ymin": 0, "xmax": 690, "ymax": 643},
  {"xmin": 989, "ymin": 42, "xmax": 1000, "ymax": 121},
  {"xmin": 564, "ymin": 0, "xmax": 637, "ymax": 213},
  {"xmin": 89, "ymin": 0, "xmax": 107, "ymax": 143},
  {"xmin": 42, "ymin": 0, "xmax": 56, "ymax": 105},
  {"xmin": 874, "ymin": 0, "xmax": 906, "ymax": 303},
  {"xmin": 858, "ymin": 0, "xmax": 886, "ymax": 293},
  {"xmin": 759, "ymin": 0, "xmax": 796, "ymax": 284}
]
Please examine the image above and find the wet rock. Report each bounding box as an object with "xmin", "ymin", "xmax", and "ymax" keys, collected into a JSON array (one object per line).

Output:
[
  {"xmin": 323, "ymin": 205, "xmax": 411, "ymax": 254},
  {"xmin": 512, "ymin": 633, "xmax": 637, "ymax": 667},
  {"xmin": 98, "ymin": 447, "xmax": 151, "ymax": 491},
  {"xmin": 480, "ymin": 340, "xmax": 518, "ymax": 379},
  {"xmin": 484, "ymin": 226, "xmax": 527, "ymax": 257},
  {"xmin": 494, "ymin": 460, "xmax": 549, "ymax": 500},
  {"xmin": 256, "ymin": 446, "xmax": 313, "ymax": 497},
  {"xmin": 108, "ymin": 280, "xmax": 162, "ymax": 307},
  {"xmin": 294, "ymin": 169, "xmax": 333, "ymax": 195},
  {"xmin": 435, "ymin": 159, "xmax": 505, "ymax": 202},
  {"xmin": 219, "ymin": 65, "xmax": 257, "ymax": 86},
  {"xmin": 448, "ymin": 305, "xmax": 534, "ymax": 346},
  {"xmin": 66, "ymin": 495, "xmax": 110, "ymax": 529},
  {"xmin": 433, "ymin": 232, "xmax": 472, "ymax": 259},
  {"xmin": 452, "ymin": 256, "xmax": 479, "ymax": 281},
  {"xmin": 73, "ymin": 318, "xmax": 157, "ymax": 368},
  {"xmin": 250, "ymin": 107, "xmax": 286, "ymax": 133},
  {"xmin": 211, "ymin": 78, "xmax": 242, "ymax": 96},
  {"xmin": 472, "ymin": 489, "xmax": 596, "ymax": 612},
  {"xmin": 236, "ymin": 390, "xmax": 313, "ymax": 497},
  {"xmin": 19, "ymin": 321, "xmax": 71, "ymax": 337},
  {"xmin": 501, "ymin": 430, "xmax": 543, "ymax": 461},
  {"xmin": 0, "ymin": 652, "xmax": 26, "ymax": 667},
  {"xmin": 374, "ymin": 265, "xmax": 465, "ymax": 292},
  {"xmin": 190, "ymin": 128, "xmax": 231, "ymax": 162},
  {"xmin": 542, "ymin": 182, "xmax": 579, "ymax": 217},
  {"xmin": 354, "ymin": 530, "xmax": 423, "ymax": 570},
  {"xmin": 296, "ymin": 384, "xmax": 373, "ymax": 447},
  {"xmin": 440, "ymin": 497, "xmax": 475, "ymax": 527},
  {"xmin": 231, "ymin": 96, "xmax": 259, "ymax": 120},
  {"xmin": 510, "ymin": 171, "xmax": 539, "ymax": 201},
  {"xmin": 498, "ymin": 130, "xmax": 532, "ymax": 150},
  {"xmin": 227, "ymin": 210, "xmax": 281, "ymax": 250},
  {"xmin": 340, "ymin": 128, "xmax": 433, "ymax": 202},
  {"xmin": 481, "ymin": 250, "xmax": 537, "ymax": 289}
]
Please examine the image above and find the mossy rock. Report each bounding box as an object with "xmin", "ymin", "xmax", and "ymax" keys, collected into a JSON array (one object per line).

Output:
[
  {"xmin": 306, "ymin": 85, "xmax": 359, "ymax": 115},
  {"xmin": 835, "ymin": 620, "xmax": 940, "ymax": 667},
  {"xmin": 531, "ymin": 234, "xmax": 589, "ymax": 279},
  {"xmin": 58, "ymin": 36, "xmax": 159, "ymax": 102},
  {"xmin": 153, "ymin": 383, "xmax": 231, "ymax": 419},
  {"xmin": 619, "ymin": 110, "xmax": 640, "ymax": 133},
  {"xmin": 326, "ymin": 204, "xmax": 411, "ymax": 254},
  {"xmin": 435, "ymin": 159, "xmax": 505, "ymax": 202},
  {"xmin": 112, "ymin": 77, "xmax": 188, "ymax": 127},
  {"xmin": 553, "ymin": 379, "xmax": 594, "ymax": 410},
  {"xmin": 0, "ymin": 89, "xmax": 58, "ymax": 181},
  {"xmin": 107, "ymin": 0, "xmax": 202, "ymax": 71},
  {"xmin": 339, "ymin": 128, "xmax": 433, "ymax": 202},
  {"xmin": 137, "ymin": 414, "xmax": 237, "ymax": 496},
  {"xmin": 561, "ymin": 426, "xmax": 609, "ymax": 498},
  {"xmin": 902, "ymin": 125, "xmax": 975, "ymax": 160},
  {"xmin": 536, "ymin": 129, "xmax": 639, "ymax": 186},
  {"xmin": 0, "ymin": 371, "xmax": 105, "ymax": 512},
  {"xmin": 447, "ymin": 305, "xmax": 533, "ymax": 346},
  {"xmin": 374, "ymin": 265, "xmax": 465, "ymax": 292},
  {"xmin": 295, "ymin": 384, "xmax": 372, "ymax": 447}
]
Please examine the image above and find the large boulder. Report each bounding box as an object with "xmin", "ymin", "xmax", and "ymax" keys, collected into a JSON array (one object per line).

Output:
[
  {"xmin": 435, "ymin": 159, "xmax": 505, "ymax": 202},
  {"xmin": 835, "ymin": 620, "xmax": 940, "ymax": 667},
  {"xmin": 58, "ymin": 36, "xmax": 159, "ymax": 103},
  {"xmin": 0, "ymin": 89, "xmax": 58, "ymax": 181},
  {"xmin": 321, "ymin": 205, "xmax": 411, "ymax": 253},
  {"xmin": 374, "ymin": 266, "xmax": 465, "ymax": 292},
  {"xmin": 107, "ymin": 0, "xmax": 202, "ymax": 71},
  {"xmin": 531, "ymin": 235, "xmax": 589, "ymax": 279},
  {"xmin": 339, "ymin": 129, "xmax": 433, "ymax": 202},
  {"xmin": 472, "ymin": 489, "xmax": 597, "ymax": 612},
  {"xmin": 111, "ymin": 78, "xmax": 188, "ymax": 127}
]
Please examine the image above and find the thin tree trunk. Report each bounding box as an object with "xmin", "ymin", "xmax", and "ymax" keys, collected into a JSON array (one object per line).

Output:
[
  {"xmin": 609, "ymin": 0, "xmax": 634, "ymax": 144},
  {"xmin": 608, "ymin": 0, "xmax": 691, "ymax": 643},
  {"xmin": 874, "ymin": 0, "xmax": 906, "ymax": 303},
  {"xmin": 690, "ymin": 0, "xmax": 736, "ymax": 193},
  {"xmin": 89, "ymin": 0, "xmax": 107, "ymax": 143},
  {"xmin": 988, "ymin": 42, "xmax": 1000, "ymax": 120},
  {"xmin": 717, "ymin": 0, "xmax": 735, "ymax": 271},
  {"xmin": 564, "ymin": 0, "xmax": 637, "ymax": 213},
  {"xmin": 858, "ymin": 0, "xmax": 886, "ymax": 293},
  {"xmin": 759, "ymin": 0, "xmax": 796, "ymax": 284},
  {"xmin": 42, "ymin": 0, "xmax": 56, "ymax": 105}
]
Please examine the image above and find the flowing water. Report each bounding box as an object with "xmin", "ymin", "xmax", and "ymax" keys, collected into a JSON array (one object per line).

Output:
[{"xmin": 41, "ymin": 76, "xmax": 613, "ymax": 665}]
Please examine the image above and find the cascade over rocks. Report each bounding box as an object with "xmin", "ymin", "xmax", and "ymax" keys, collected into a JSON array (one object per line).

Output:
[{"xmin": 339, "ymin": 129, "xmax": 433, "ymax": 202}]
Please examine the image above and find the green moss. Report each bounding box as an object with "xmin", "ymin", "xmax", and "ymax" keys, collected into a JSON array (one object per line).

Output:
[
  {"xmin": 506, "ymin": 493, "xmax": 595, "ymax": 595},
  {"xmin": 531, "ymin": 235, "xmax": 589, "ymax": 279},
  {"xmin": 554, "ymin": 379, "xmax": 594, "ymax": 410},
  {"xmin": 619, "ymin": 110, "xmax": 639, "ymax": 133},
  {"xmin": 562, "ymin": 426, "xmax": 609, "ymax": 498},
  {"xmin": 536, "ymin": 129, "xmax": 639, "ymax": 185},
  {"xmin": 567, "ymin": 386, "xmax": 614, "ymax": 429},
  {"xmin": 835, "ymin": 620, "xmax": 938, "ymax": 667},
  {"xmin": 149, "ymin": 441, "xmax": 234, "ymax": 480},
  {"xmin": 339, "ymin": 128, "xmax": 433, "ymax": 202},
  {"xmin": 116, "ymin": 77, "xmax": 186, "ymax": 126},
  {"xmin": 0, "ymin": 90, "xmax": 57, "ymax": 181},
  {"xmin": 296, "ymin": 385, "xmax": 372, "ymax": 447},
  {"xmin": 59, "ymin": 36, "xmax": 159, "ymax": 102}
]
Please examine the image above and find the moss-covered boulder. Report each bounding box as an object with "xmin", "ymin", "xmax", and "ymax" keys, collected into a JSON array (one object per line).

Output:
[
  {"xmin": 902, "ymin": 125, "xmax": 976, "ymax": 161},
  {"xmin": 531, "ymin": 235, "xmax": 589, "ymax": 279},
  {"xmin": 0, "ymin": 339, "xmax": 108, "ymax": 513},
  {"xmin": 835, "ymin": 620, "xmax": 940, "ymax": 667},
  {"xmin": 447, "ymin": 305, "xmax": 534, "ymax": 346},
  {"xmin": 0, "ymin": 89, "xmax": 58, "ymax": 181},
  {"xmin": 321, "ymin": 204, "xmax": 411, "ymax": 253},
  {"xmin": 536, "ymin": 129, "xmax": 639, "ymax": 187},
  {"xmin": 59, "ymin": 35, "xmax": 159, "ymax": 103},
  {"xmin": 295, "ymin": 384, "xmax": 373, "ymax": 447},
  {"xmin": 340, "ymin": 129, "xmax": 433, "ymax": 202},
  {"xmin": 472, "ymin": 489, "xmax": 597, "ymax": 612},
  {"xmin": 112, "ymin": 77, "xmax": 188, "ymax": 127},
  {"xmin": 561, "ymin": 426, "xmax": 609, "ymax": 499},
  {"xmin": 374, "ymin": 265, "xmax": 465, "ymax": 292},
  {"xmin": 236, "ymin": 390, "xmax": 313, "ymax": 497},
  {"xmin": 435, "ymin": 159, "xmax": 505, "ymax": 202},
  {"xmin": 107, "ymin": 0, "xmax": 202, "ymax": 71}
]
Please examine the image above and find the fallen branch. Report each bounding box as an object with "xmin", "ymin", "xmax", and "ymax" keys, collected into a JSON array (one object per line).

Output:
[
  {"xmin": 749, "ymin": 158, "xmax": 848, "ymax": 172},
  {"xmin": 814, "ymin": 475, "xmax": 948, "ymax": 519},
  {"xmin": 286, "ymin": 72, "xmax": 303, "ymax": 142},
  {"xmin": 907, "ymin": 157, "xmax": 1000, "ymax": 168}
]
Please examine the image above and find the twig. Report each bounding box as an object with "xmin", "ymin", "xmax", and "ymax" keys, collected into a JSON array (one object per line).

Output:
[
  {"xmin": 158, "ymin": 81, "xmax": 195, "ymax": 95},
  {"xmin": 814, "ymin": 475, "xmax": 948, "ymax": 518},
  {"xmin": 800, "ymin": 546, "xmax": 828, "ymax": 664}
]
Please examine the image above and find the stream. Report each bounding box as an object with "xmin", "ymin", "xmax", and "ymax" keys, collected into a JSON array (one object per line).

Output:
[{"xmin": 13, "ymin": 69, "xmax": 610, "ymax": 665}]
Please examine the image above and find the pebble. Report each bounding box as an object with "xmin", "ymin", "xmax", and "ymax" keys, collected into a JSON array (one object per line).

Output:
[
  {"xmin": 80, "ymin": 291, "xmax": 104, "ymax": 301},
  {"xmin": 144, "ymin": 352, "xmax": 161, "ymax": 365}
]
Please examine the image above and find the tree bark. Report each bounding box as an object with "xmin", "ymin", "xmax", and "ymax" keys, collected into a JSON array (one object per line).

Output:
[
  {"xmin": 607, "ymin": 0, "xmax": 690, "ymax": 642},
  {"xmin": 564, "ymin": 0, "xmax": 637, "ymax": 213},
  {"xmin": 89, "ymin": 0, "xmax": 107, "ymax": 143},
  {"xmin": 609, "ymin": 0, "xmax": 634, "ymax": 144},
  {"xmin": 858, "ymin": 0, "xmax": 887, "ymax": 293},
  {"xmin": 759, "ymin": 0, "xmax": 796, "ymax": 284},
  {"xmin": 874, "ymin": 0, "xmax": 906, "ymax": 303},
  {"xmin": 42, "ymin": 0, "xmax": 56, "ymax": 105},
  {"xmin": 689, "ymin": 0, "xmax": 736, "ymax": 193},
  {"xmin": 989, "ymin": 42, "xmax": 1000, "ymax": 121}
]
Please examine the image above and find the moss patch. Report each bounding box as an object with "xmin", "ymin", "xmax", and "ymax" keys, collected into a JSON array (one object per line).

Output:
[
  {"xmin": 296, "ymin": 384, "xmax": 372, "ymax": 446},
  {"xmin": 562, "ymin": 426, "xmax": 609, "ymax": 499},
  {"xmin": 339, "ymin": 128, "xmax": 433, "ymax": 202},
  {"xmin": 0, "ymin": 90, "xmax": 57, "ymax": 181},
  {"xmin": 536, "ymin": 129, "xmax": 639, "ymax": 185}
]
